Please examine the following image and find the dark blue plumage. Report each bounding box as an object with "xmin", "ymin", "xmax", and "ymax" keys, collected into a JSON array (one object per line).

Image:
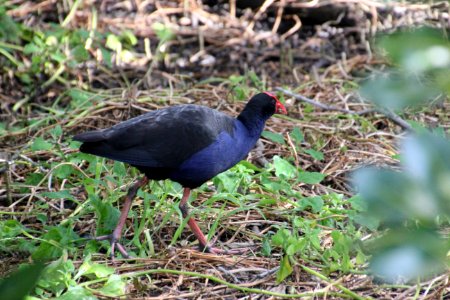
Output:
[
  {"xmin": 74, "ymin": 92, "xmax": 286, "ymax": 188},
  {"xmin": 170, "ymin": 121, "xmax": 260, "ymax": 187},
  {"xmin": 73, "ymin": 92, "xmax": 287, "ymax": 256}
]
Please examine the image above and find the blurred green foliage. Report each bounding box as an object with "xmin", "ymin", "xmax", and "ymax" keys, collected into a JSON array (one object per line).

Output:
[
  {"xmin": 361, "ymin": 28, "xmax": 450, "ymax": 110},
  {"xmin": 0, "ymin": 7, "xmax": 19, "ymax": 42},
  {"xmin": 357, "ymin": 27, "xmax": 450, "ymax": 283},
  {"xmin": 0, "ymin": 263, "xmax": 44, "ymax": 300}
]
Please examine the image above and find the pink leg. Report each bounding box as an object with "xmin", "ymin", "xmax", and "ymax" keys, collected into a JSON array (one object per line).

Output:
[
  {"xmin": 94, "ymin": 176, "xmax": 149, "ymax": 258},
  {"xmin": 179, "ymin": 188, "xmax": 209, "ymax": 251},
  {"xmin": 179, "ymin": 188, "xmax": 247, "ymax": 254}
]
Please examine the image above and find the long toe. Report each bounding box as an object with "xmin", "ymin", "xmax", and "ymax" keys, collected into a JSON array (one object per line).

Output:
[
  {"xmin": 115, "ymin": 242, "xmax": 131, "ymax": 258},
  {"xmin": 90, "ymin": 234, "xmax": 131, "ymax": 259}
]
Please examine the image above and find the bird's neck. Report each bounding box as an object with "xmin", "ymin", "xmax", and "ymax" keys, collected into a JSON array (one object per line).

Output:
[{"xmin": 237, "ymin": 108, "xmax": 270, "ymax": 137}]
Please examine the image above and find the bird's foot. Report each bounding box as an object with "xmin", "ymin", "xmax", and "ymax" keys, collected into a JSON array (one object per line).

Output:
[{"xmin": 93, "ymin": 234, "xmax": 131, "ymax": 259}]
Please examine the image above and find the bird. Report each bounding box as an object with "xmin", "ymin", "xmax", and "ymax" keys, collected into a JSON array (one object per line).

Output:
[{"xmin": 73, "ymin": 92, "xmax": 287, "ymax": 257}]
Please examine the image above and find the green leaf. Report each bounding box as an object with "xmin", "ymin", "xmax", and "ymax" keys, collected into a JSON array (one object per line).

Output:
[
  {"xmin": 0, "ymin": 220, "xmax": 26, "ymax": 238},
  {"xmin": 0, "ymin": 11, "xmax": 20, "ymax": 43},
  {"xmin": 228, "ymin": 75, "xmax": 244, "ymax": 85},
  {"xmin": 0, "ymin": 263, "xmax": 45, "ymax": 300},
  {"xmin": 262, "ymin": 131, "xmax": 285, "ymax": 145},
  {"xmin": 41, "ymin": 190, "xmax": 75, "ymax": 201},
  {"xmin": 99, "ymin": 274, "xmax": 126, "ymax": 297},
  {"xmin": 23, "ymin": 43, "xmax": 41, "ymax": 54},
  {"xmin": 352, "ymin": 214, "xmax": 380, "ymax": 231},
  {"xmin": 87, "ymin": 263, "xmax": 115, "ymax": 278},
  {"xmin": 152, "ymin": 22, "xmax": 174, "ymax": 44},
  {"xmin": 290, "ymin": 127, "xmax": 304, "ymax": 143},
  {"xmin": 276, "ymin": 255, "xmax": 293, "ymax": 283},
  {"xmin": 305, "ymin": 149, "xmax": 324, "ymax": 161},
  {"xmin": 261, "ymin": 175, "xmax": 291, "ymax": 193},
  {"xmin": 50, "ymin": 125, "xmax": 63, "ymax": 139},
  {"xmin": 58, "ymin": 286, "xmax": 96, "ymax": 300},
  {"xmin": 75, "ymin": 255, "xmax": 114, "ymax": 280},
  {"xmin": 38, "ymin": 258, "xmax": 75, "ymax": 295},
  {"xmin": 238, "ymin": 160, "xmax": 263, "ymax": 172},
  {"xmin": 286, "ymin": 238, "xmax": 306, "ymax": 256},
  {"xmin": 261, "ymin": 236, "xmax": 272, "ymax": 256},
  {"xmin": 248, "ymin": 71, "xmax": 264, "ymax": 89},
  {"xmin": 354, "ymin": 133, "xmax": 450, "ymax": 226},
  {"xmin": 113, "ymin": 161, "xmax": 126, "ymax": 177},
  {"xmin": 25, "ymin": 173, "xmax": 45, "ymax": 185},
  {"xmin": 271, "ymin": 228, "xmax": 290, "ymax": 247},
  {"xmin": 90, "ymin": 196, "xmax": 121, "ymax": 233},
  {"xmin": 215, "ymin": 171, "xmax": 239, "ymax": 193},
  {"xmin": 273, "ymin": 156, "xmax": 297, "ymax": 179},
  {"xmin": 299, "ymin": 196, "xmax": 324, "ymax": 213},
  {"xmin": 31, "ymin": 137, "xmax": 53, "ymax": 151},
  {"xmin": 106, "ymin": 34, "xmax": 122, "ymax": 51},
  {"xmin": 121, "ymin": 30, "xmax": 138, "ymax": 46},
  {"xmin": 232, "ymin": 86, "xmax": 247, "ymax": 100},
  {"xmin": 348, "ymin": 195, "xmax": 366, "ymax": 211},
  {"xmin": 71, "ymin": 45, "xmax": 90, "ymax": 62},
  {"xmin": 50, "ymin": 51, "xmax": 66, "ymax": 63},
  {"xmin": 45, "ymin": 35, "xmax": 58, "ymax": 46},
  {"xmin": 67, "ymin": 88, "xmax": 98, "ymax": 108},
  {"xmin": 0, "ymin": 223, "xmax": 35, "ymax": 253},
  {"xmin": 298, "ymin": 171, "xmax": 325, "ymax": 184},
  {"xmin": 32, "ymin": 226, "xmax": 79, "ymax": 261},
  {"xmin": 354, "ymin": 168, "xmax": 427, "ymax": 226},
  {"xmin": 100, "ymin": 47, "xmax": 113, "ymax": 68},
  {"xmin": 53, "ymin": 164, "xmax": 74, "ymax": 179},
  {"xmin": 37, "ymin": 213, "xmax": 48, "ymax": 224},
  {"xmin": 257, "ymin": 197, "xmax": 277, "ymax": 207}
]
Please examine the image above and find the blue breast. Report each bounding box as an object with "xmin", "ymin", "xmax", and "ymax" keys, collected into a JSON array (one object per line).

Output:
[{"xmin": 169, "ymin": 120, "xmax": 260, "ymax": 187}]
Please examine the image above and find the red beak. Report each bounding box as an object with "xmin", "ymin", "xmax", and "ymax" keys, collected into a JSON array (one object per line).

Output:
[
  {"xmin": 264, "ymin": 92, "xmax": 287, "ymax": 115},
  {"xmin": 276, "ymin": 101, "xmax": 287, "ymax": 115}
]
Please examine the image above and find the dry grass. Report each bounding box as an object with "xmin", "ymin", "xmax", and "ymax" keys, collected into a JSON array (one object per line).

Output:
[{"xmin": 1, "ymin": 0, "xmax": 450, "ymax": 299}]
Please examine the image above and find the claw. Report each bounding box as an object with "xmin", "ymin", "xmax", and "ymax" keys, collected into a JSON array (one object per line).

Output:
[
  {"xmin": 92, "ymin": 233, "xmax": 131, "ymax": 259},
  {"xmin": 87, "ymin": 176, "xmax": 149, "ymax": 259},
  {"xmin": 180, "ymin": 188, "xmax": 250, "ymax": 255}
]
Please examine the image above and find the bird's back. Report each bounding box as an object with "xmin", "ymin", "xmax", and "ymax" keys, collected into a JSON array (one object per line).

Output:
[
  {"xmin": 74, "ymin": 93, "xmax": 283, "ymax": 188},
  {"xmin": 74, "ymin": 104, "xmax": 235, "ymax": 171}
]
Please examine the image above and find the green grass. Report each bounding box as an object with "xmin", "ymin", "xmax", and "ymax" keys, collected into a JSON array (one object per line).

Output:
[
  {"xmin": 1, "ymin": 3, "xmax": 449, "ymax": 299},
  {"xmin": 1, "ymin": 83, "xmax": 372, "ymax": 298},
  {"xmin": 0, "ymin": 79, "xmax": 383, "ymax": 298}
]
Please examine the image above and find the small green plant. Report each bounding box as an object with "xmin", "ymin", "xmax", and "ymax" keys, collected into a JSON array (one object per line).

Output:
[
  {"xmin": 255, "ymin": 152, "xmax": 368, "ymax": 282},
  {"xmin": 33, "ymin": 254, "xmax": 124, "ymax": 298},
  {"xmin": 226, "ymin": 71, "xmax": 268, "ymax": 101}
]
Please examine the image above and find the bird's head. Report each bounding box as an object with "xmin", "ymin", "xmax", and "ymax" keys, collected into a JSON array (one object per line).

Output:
[
  {"xmin": 243, "ymin": 92, "xmax": 287, "ymax": 117},
  {"xmin": 263, "ymin": 92, "xmax": 287, "ymax": 115},
  {"xmin": 237, "ymin": 92, "xmax": 287, "ymax": 128}
]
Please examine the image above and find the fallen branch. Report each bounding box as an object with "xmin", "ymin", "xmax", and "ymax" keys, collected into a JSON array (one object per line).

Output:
[
  {"xmin": 276, "ymin": 87, "xmax": 355, "ymax": 114},
  {"xmin": 276, "ymin": 87, "xmax": 413, "ymax": 131}
]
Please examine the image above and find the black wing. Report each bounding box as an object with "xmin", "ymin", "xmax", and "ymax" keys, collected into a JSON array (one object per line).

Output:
[{"xmin": 73, "ymin": 104, "xmax": 235, "ymax": 168}]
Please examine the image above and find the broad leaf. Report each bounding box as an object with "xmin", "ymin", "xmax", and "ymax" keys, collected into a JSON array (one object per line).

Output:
[
  {"xmin": 276, "ymin": 255, "xmax": 293, "ymax": 283},
  {"xmin": 298, "ymin": 171, "xmax": 325, "ymax": 184}
]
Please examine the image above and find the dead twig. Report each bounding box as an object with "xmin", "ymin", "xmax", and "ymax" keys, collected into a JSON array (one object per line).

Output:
[
  {"xmin": 276, "ymin": 87, "xmax": 413, "ymax": 131},
  {"xmin": 276, "ymin": 87, "xmax": 356, "ymax": 114}
]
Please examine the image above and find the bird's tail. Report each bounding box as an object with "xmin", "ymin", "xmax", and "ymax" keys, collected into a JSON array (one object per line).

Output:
[{"xmin": 73, "ymin": 130, "xmax": 106, "ymax": 142}]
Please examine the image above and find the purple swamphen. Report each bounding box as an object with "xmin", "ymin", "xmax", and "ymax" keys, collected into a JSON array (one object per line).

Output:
[{"xmin": 74, "ymin": 92, "xmax": 287, "ymax": 257}]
